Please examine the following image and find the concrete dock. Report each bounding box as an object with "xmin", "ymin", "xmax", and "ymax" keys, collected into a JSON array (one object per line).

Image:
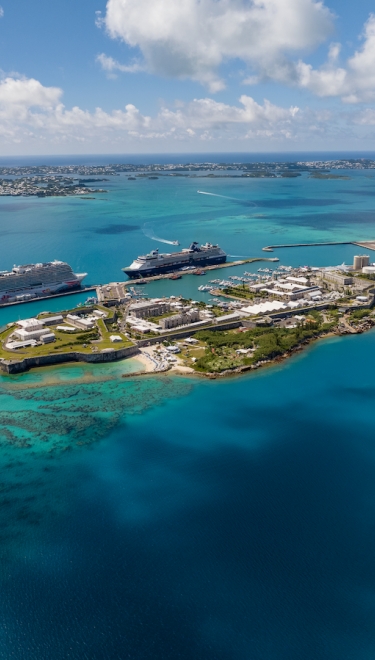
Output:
[
  {"xmin": 122, "ymin": 257, "xmax": 279, "ymax": 285},
  {"xmin": 97, "ymin": 258, "xmax": 279, "ymax": 304}
]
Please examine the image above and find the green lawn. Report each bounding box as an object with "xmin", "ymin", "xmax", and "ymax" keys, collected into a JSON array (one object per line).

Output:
[
  {"xmin": 0, "ymin": 317, "xmax": 134, "ymax": 361},
  {"xmin": 96, "ymin": 318, "xmax": 133, "ymax": 349}
]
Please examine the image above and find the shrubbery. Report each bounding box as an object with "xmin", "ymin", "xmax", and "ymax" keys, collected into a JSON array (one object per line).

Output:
[
  {"xmin": 350, "ymin": 309, "xmax": 370, "ymax": 321},
  {"xmin": 194, "ymin": 324, "xmax": 322, "ymax": 373}
]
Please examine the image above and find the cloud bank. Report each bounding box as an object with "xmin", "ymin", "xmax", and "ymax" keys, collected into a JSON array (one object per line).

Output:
[
  {"xmin": 1, "ymin": 71, "xmax": 375, "ymax": 150},
  {"xmin": 0, "ymin": 75, "xmax": 301, "ymax": 144},
  {"xmin": 101, "ymin": 0, "xmax": 333, "ymax": 91},
  {"xmin": 99, "ymin": 2, "xmax": 375, "ymax": 106}
]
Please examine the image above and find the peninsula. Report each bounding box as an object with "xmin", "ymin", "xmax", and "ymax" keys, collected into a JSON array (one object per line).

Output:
[{"xmin": 1, "ymin": 253, "xmax": 374, "ymax": 376}]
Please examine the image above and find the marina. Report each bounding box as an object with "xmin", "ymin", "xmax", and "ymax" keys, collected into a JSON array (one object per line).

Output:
[{"xmin": 120, "ymin": 257, "xmax": 279, "ymax": 285}]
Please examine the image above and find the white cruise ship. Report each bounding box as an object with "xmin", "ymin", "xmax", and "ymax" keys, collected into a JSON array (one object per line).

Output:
[
  {"xmin": 0, "ymin": 260, "xmax": 87, "ymax": 304},
  {"xmin": 122, "ymin": 242, "xmax": 227, "ymax": 279}
]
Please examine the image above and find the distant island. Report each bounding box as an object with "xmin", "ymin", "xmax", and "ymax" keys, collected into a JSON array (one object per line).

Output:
[{"xmin": 1, "ymin": 158, "xmax": 375, "ymax": 197}]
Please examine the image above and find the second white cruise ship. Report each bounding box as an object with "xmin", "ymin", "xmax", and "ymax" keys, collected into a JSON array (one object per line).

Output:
[
  {"xmin": 122, "ymin": 242, "xmax": 227, "ymax": 279},
  {"xmin": 0, "ymin": 260, "xmax": 87, "ymax": 304}
]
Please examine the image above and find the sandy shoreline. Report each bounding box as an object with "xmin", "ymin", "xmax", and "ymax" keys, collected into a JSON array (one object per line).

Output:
[{"xmin": 133, "ymin": 351, "xmax": 155, "ymax": 373}]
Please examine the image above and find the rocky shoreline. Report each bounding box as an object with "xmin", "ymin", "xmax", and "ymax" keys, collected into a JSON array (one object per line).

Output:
[{"xmin": 192, "ymin": 318, "xmax": 375, "ymax": 380}]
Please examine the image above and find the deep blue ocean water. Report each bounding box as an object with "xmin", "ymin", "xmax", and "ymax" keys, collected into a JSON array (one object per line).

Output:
[{"xmin": 0, "ymin": 155, "xmax": 375, "ymax": 658}]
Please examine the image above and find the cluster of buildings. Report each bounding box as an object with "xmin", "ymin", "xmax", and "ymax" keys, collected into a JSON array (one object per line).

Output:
[
  {"xmin": 318, "ymin": 255, "xmax": 375, "ymax": 291},
  {"xmin": 239, "ymin": 255, "xmax": 374, "ymax": 317},
  {"xmin": 65, "ymin": 309, "xmax": 106, "ymax": 330},
  {"xmin": 252, "ymin": 275, "xmax": 323, "ymax": 303},
  {"xmin": 126, "ymin": 298, "xmax": 207, "ymax": 334},
  {"xmin": 0, "ymin": 175, "xmax": 107, "ymax": 198},
  {"xmin": 5, "ymin": 308, "xmax": 111, "ymax": 350},
  {"xmin": 7, "ymin": 316, "xmax": 64, "ymax": 349}
]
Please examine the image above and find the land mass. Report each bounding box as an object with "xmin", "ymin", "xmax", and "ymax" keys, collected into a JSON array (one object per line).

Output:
[
  {"xmin": 1, "ymin": 259, "xmax": 374, "ymax": 376},
  {"xmin": 1, "ymin": 158, "xmax": 375, "ymax": 197}
]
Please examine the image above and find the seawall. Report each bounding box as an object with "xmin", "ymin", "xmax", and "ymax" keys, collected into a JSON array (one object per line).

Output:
[{"xmin": 0, "ymin": 345, "xmax": 139, "ymax": 374}]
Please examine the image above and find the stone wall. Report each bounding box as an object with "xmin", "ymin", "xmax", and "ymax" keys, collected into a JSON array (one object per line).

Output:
[{"xmin": 0, "ymin": 345, "xmax": 139, "ymax": 374}]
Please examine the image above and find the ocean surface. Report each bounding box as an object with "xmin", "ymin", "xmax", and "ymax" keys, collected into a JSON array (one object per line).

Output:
[{"xmin": 1, "ymin": 155, "xmax": 375, "ymax": 658}]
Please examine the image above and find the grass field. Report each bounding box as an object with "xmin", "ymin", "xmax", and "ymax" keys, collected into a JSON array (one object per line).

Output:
[{"xmin": 0, "ymin": 314, "xmax": 134, "ymax": 361}]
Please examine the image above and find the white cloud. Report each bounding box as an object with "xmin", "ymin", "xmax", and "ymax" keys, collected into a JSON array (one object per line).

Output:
[
  {"xmin": 0, "ymin": 74, "xmax": 303, "ymax": 144},
  {"xmin": 0, "ymin": 76, "xmax": 62, "ymax": 107},
  {"xmin": 95, "ymin": 10, "xmax": 104, "ymax": 28},
  {"xmin": 289, "ymin": 14, "xmax": 375, "ymax": 102},
  {"xmin": 353, "ymin": 109, "xmax": 375, "ymax": 125},
  {"xmin": 1, "ymin": 73, "xmax": 374, "ymax": 150},
  {"xmin": 101, "ymin": 0, "xmax": 333, "ymax": 91},
  {"xmin": 96, "ymin": 53, "xmax": 144, "ymax": 76},
  {"xmin": 158, "ymin": 96, "xmax": 299, "ymax": 136},
  {"xmin": 0, "ymin": 7, "xmax": 4, "ymax": 18}
]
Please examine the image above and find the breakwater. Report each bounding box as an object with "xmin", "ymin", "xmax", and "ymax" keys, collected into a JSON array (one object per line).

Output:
[
  {"xmin": 263, "ymin": 241, "xmax": 352, "ymax": 251},
  {"xmin": 263, "ymin": 239, "xmax": 375, "ymax": 252}
]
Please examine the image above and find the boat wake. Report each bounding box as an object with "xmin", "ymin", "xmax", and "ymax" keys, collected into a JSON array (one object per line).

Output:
[
  {"xmin": 142, "ymin": 223, "xmax": 179, "ymax": 246},
  {"xmin": 197, "ymin": 190, "xmax": 238, "ymax": 201},
  {"xmin": 228, "ymin": 254, "xmax": 255, "ymax": 259},
  {"xmin": 197, "ymin": 190, "xmax": 256, "ymax": 207}
]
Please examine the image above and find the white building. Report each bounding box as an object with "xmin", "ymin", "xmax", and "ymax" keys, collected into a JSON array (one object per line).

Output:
[
  {"xmin": 320, "ymin": 272, "xmax": 353, "ymax": 287},
  {"xmin": 214, "ymin": 312, "xmax": 241, "ymax": 323},
  {"xmin": 42, "ymin": 315, "xmax": 64, "ymax": 326},
  {"xmin": 16, "ymin": 318, "xmax": 43, "ymax": 331},
  {"xmin": 66, "ymin": 314, "xmax": 96, "ymax": 330},
  {"xmin": 285, "ymin": 276, "xmax": 310, "ymax": 286},
  {"xmin": 7, "ymin": 339, "xmax": 38, "ymax": 350},
  {"xmin": 160, "ymin": 309, "xmax": 200, "ymax": 330},
  {"xmin": 129, "ymin": 299, "xmax": 170, "ymax": 319},
  {"xmin": 41, "ymin": 333, "xmax": 56, "ymax": 344},
  {"xmin": 241, "ymin": 301, "xmax": 287, "ymax": 316},
  {"xmin": 110, "ymin": 335, "xmax": 122, "ymax": 342},
  {"xmin": 14, "ymin": 326, "xmax": 50, "ymax": 341}
]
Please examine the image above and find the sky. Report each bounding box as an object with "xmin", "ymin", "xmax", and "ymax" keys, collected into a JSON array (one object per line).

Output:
[{"xmin": 2, "ymin": 0, "xmax": 375, "ymax": 155}]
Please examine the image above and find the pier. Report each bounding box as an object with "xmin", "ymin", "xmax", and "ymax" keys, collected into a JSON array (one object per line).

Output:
[
  {"xmin": 97, "ymin": 259, "xmax": 279, "ymax": 304},
  {"xmin": 263, "ymin": 240, "xmax": 375, "ymax": 252},
  {"xmin": 123, "ymin": 257, "xmax": 279, "ymax": 285}
]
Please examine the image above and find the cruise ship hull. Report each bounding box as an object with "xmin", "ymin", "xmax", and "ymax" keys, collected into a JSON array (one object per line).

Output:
[
  {"xmin": 123, "ymin": 254, "xmax": 226, "ymax": 279},
  {"xmin": 0, "ymin": 274, "xmax": 87, "ymax": 304}
]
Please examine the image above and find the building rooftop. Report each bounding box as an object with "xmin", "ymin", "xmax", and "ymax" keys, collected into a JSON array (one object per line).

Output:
[{"xmin": 17, "ymin": 318, "xmax": 42, "ymax": 330}]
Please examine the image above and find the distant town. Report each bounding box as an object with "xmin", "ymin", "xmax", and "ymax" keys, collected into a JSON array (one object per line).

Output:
[
  {"xmin": 0, "ymin": 175, "xmax": 108, "ymax": 198},
  {"xmin": 0, "ymin": 158, "xmax": 374, "ymax": 197}
]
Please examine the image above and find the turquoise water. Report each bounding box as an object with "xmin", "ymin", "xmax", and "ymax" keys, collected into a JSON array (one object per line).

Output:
[
  {"xmin": 1, "ymin": 334, "xmax": 375, "ymax": 657},
  {"xmin": 1, "ymin": 163, "xmax": 375, "ymax": 657},
  {"xmin": 1, "ymin": 169, "xmax": 374, "ymax": 309}
]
